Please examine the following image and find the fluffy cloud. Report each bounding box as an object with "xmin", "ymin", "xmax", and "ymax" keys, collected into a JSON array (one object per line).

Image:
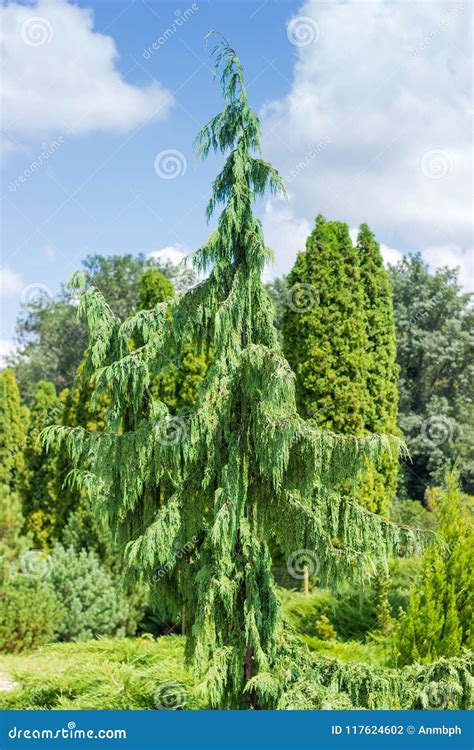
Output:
[
  {"xmin": 0, "ymin": 339, "xmax": 17, "ymax": 366},
  {"xmin": 148, "ymin": 245, "xmax": 187, "ymax": 266},
  {"xmin": 261, "ymin": 0, "xmax": 471, "ymax": 284},
  {"xmin": 0, "ymin": 266, "xmax": 24, "ymax": 298},
  {"xmin": 1, "ymin": 0, "xmax": 173, "ymax": 154}
]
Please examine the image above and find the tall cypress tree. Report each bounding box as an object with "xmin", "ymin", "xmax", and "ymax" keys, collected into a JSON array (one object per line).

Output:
[
  {"xmin": 22, "ymin": 381, "xmax": 61, "ymax": 548},
  {"xmin": 0, "ymin": 369, "xmax": 27, "ymax": 491},
  {"xmin": 281, "ymin": 216, "xmax": 369, "ymax": 434},
  {"xmin": 356, "ymin": 224, "xmax": 399, "ymax": 514},
  {"xmin": 44, "ymin": 35, "xmax": 416, "ymax": 708},
  {"xmin": 281, "ymin": 220, "xmax": 399, "ymax": 514}
]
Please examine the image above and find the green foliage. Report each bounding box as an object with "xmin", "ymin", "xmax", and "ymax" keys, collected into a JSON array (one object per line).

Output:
[
  {"xmin": 356, "ymin": 225, "xmax": 399, "ymax": 513},
  {"xmin": 390, "ymin": 497, "xmax": 438, "ymax": 532},
  {"xmin": 43, "ymin": 35, "xmax": 422, "ymax": 710},
  {"xmin": 265, "ymin": 276, "xmax": 288, "ymax": 335},
  {"xmin": 314, "ymin": 614, "xmax": 337, "ymax": 641},
  {"xmin": 282, "ymin": 216, "xmax": 369, "ymax": 434},
  {"xmin": 281, "ymin": 219, "xmax": 400, "ymax": 514},
  {"xmin": 0, "ymin": 369, "xmax": 27, "ymax": 490},
  {"xmin": 389, "ymin": 255, "xmax": 474, "ymax": 498},
  {"xmin": 0, "ymin": 637, "xmax": 200, "ymax": 710},
  {"xmin": 10, "ymin": 254, "xmax": 168, "ymax": 403},
  {"xmin": 137, "ymin": 269, "xmax": 175, "ymax": 311},
  {"xmin": 0, "ymin": 485, "xmax": 30, "ymax": 563},
  {"xmin": 21, "ymin": 381, "xmax": 62, "ymax": 548},
  {"xmin": 45, "ymin": 545, "xmax": 138, "ymax": 642},
  {"xmin": 137, "ymin": 268, "xmax": 208, "ymax": 413},
  {"xmin": 373, "ymin": 572, "xmax": 393, "ymax": 635},
  {"xmin": 283, "ymin": 650, "xmax": 473, "ymax": 710},
  {"xmin": 81, "ymin": 254, "xmax": 148, "ymax": 320},
  {"xmin": 12, "ymin": 297, "xmax": 86, "ymax": 404},
  {"xmin": 0, "ymin": 636, "xmax": 471, "ymax": 710},
  {"xmin": 0, "ymin": 571, "xmax": 61, "ymax": 654},
  {"xmin": 357, "ymin": 224, "xmax": 399, "ymax": 437},
  {"xmin": 395, "ymin": 470, "xmax": 474, "ymax": 665}
]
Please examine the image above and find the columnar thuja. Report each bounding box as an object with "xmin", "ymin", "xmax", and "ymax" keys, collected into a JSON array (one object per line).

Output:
[{"xmin": 43, "ymin": 34, "xmax": 421, "ymax": 709}]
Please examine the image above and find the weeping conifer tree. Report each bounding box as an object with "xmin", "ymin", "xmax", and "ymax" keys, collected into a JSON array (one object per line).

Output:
[{"xmin": 43, "ymin": 34, "xmax": 424, "ymax": 709}]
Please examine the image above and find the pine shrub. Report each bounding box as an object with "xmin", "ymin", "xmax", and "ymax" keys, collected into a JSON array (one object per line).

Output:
[{"xmin": 45, "ymin": 545, "xmax": 136, "ymax": 642}]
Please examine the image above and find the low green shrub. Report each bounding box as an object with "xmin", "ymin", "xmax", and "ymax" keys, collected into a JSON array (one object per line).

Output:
[
  {"xmin": 0, "ymin": 636, "xmax": 471, "ymax": 710},
  {"xmin": 0, "ymin": 573, "xmax": 61, "ymax": 653},
  {"xmin": 0, "ymin": 637, "xmax": 200, "ymax": 710},
  {"xmin": 45, "ymin": 545, "xmax": 137, "ymax": 642}
]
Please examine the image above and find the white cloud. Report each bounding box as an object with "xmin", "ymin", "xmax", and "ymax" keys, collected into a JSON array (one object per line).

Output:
[
  {"xmin": 262, "ymin": 198, "xmax": 311, "ymax": 279},
  {"xmin": 0, "ymin": 339, "xmax": 17, "ymax": 366},
  {"xmin": 1, "ymin": 0, "xmax": 173, "ymax": 154},
  {"xmin": 423, "ymin": 243, "xmax": 474, "ymax": 293},
  {"xmin": 348, "ymin": 228, "xmax": 404, "ymax": 268},
  {"xmin": 261, "ymin": 0, "xmax": 472, "ymax": 283},
  {"xmin": 148, "ymin": 245, "xmax": 188, "ymax": 266},
  {"xmin": 0, "ymin": 267, "xmax": 24, "ymax": 298}
]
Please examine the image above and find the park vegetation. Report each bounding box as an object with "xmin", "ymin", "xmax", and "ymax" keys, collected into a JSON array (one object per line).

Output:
[{"xmin": 0, "ymin": 36, "xmax": 472, "ymax": 711}]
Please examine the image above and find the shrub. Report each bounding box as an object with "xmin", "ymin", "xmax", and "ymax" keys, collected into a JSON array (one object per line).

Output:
[
  {"xmin": 0, "ymin": 572, "xmax": 61, "ymax": 653},
  {"xmin": 45, "ymin": 545, "xmax": 136, "ymax": 642},
  {"xmin": 315, "ymin": 615, "xmax": 337, "ymax": 641},
  {"xmin": 394, "ymin": 470, "xmax": 474, "ymax": 665}
]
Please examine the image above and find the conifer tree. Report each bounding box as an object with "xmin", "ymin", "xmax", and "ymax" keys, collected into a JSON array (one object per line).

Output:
[
  {"xmin": 43, "ymin": 34, "xmax": 419, "ymax": 708},
  {"xmin": 357, "ymin": 224, "xmax": 398, "ymax": 436},
  {"xmin": 137, "ymin": 268, "xmax": 207, "ymax": 412},
  {"xmin": 137, "ymin": 268, "xmax": 175, "ymax": 312},
  {"xmin": 22, "ymin": 381, "xmax": 61, "ymax": 548},
  {"xmin": 395, "ymin": 469, "xmax": 473, "ymax": 665},
  {"xmin": 282, "ymin": 216, "xmax": 369, "ymax": 434},
  {"xmin": 0, "ymin": 368, "xmax": 27, "ymax": 491},
  {"xmin": 281, "ymin": 221, "xmax": 400, "ymax": 514},
  {"xmin": 356, "ymin": 224, "xmax": 400, "ymax": 514}
]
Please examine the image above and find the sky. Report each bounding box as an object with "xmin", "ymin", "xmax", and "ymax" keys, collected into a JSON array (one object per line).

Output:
[{"xmin": 1, "ymin": 0, "xmax": 472, "ymax": 361}]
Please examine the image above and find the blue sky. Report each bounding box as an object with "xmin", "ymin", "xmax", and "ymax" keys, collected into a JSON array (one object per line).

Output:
[{"xmin": 1, "ymin": 0, "xmax": 472, "ymax": 358}]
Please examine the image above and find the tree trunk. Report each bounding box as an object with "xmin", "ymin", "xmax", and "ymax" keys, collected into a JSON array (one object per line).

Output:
[{"xmin": 303, "ymin": 564, "xmax": 309, "ymax": 595}]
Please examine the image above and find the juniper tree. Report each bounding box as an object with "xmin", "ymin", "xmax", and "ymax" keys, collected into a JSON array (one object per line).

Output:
[
  {"xmin": 43, "ymin": 34, "xmax": 423, "ymax": 709},
  {"xmin": 395, "ymin": 469, "xmax": 473, "ymax": 665}
]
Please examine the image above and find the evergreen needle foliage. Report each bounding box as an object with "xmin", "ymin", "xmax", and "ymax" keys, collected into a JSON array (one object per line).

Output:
[{"xmin": 43, "ymin": 33, "xmax": 427, "ymax": 709}]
